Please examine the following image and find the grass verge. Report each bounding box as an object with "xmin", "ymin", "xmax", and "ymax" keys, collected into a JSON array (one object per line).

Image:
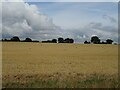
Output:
[{"xmin": 2, "ymin": 73, "xmax": 119, "ymax": 88}]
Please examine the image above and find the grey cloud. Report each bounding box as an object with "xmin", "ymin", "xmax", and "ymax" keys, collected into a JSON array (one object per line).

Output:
[
  {"xmin": 89, "ymin": 22, "xmax": 102, "ymax": 29},
  {"xmin": 89, "ymin": 22, "xmax": 118, "ymax": 33},
  {"xmin": 102, "ymin": 14, "xmax": 117, "ymax": 23},
  {"xmin": 87, "ymin": 22, "xmax": 118, "ymax": 42},
  {"xmin": 64, "ymin": 22, "xmax": 118, "ymax": 43}
]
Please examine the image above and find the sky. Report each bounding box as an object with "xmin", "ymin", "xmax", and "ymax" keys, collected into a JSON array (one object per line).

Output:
[{"xmin": 1, "ymin": 0, "xmax": 119, "ymax": 43}]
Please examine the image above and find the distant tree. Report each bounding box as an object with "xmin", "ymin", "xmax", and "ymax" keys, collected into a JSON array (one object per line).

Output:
[
  {"xmin": 84, "ymin": 41, "xmax": 90, "ymax": 44},
  {"xmin": 64, "ymin": 38, "xmax": 70, "ymax": 43},
  {"xmin": 11, "ymin": 36, "xmax": 20, "ymax": 41},
  {"xmin": 91, "ymin": 36, "xmax": 100, "ymax": 44},
  {"xmin": 106, "ymin": 39, "xmax": 113, "ymax": 44},
  {"xmin": 3, "ymin": 39, "xmax": 8, "ymax": 41},
  {"xmin": 69, "ymin": 38, "xmax": 74, "ymax": 43},
  {"xmin": 24, "ymin": 38, "xmax": 32, "ymax": 42},
  {"xmin": 84, "ymin": 41, "xmax": 88, "ymax": 44},
  {"xmin": 58, "ymin": 37, "xmax": 64, "ymax": 43},
  {"xmin": 52, "ymin": 39, "xmax": 57, "ymax": 43},
  {"xmin": 64, "ymin": 38, "xmax": 74, "ymax": 43}
]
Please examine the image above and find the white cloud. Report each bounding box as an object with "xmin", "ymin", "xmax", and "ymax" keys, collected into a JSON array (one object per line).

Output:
[
  {"xmin": 102, "ymin": 14, "xmax": 117, "ymax": 23},
  {"xmin": 2, "ymin": 1, "xmax": 61, "ymax": 40}
]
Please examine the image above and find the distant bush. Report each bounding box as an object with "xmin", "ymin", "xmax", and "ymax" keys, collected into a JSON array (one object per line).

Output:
[
  {"xmin": 100, "ymin": 41, "xmax": 106, "ymax": 44},
  {"xmin": 32, "ymin": 41, "xmax": 39, "ymax": 42},
  {"xmin": 84, "ymin": 41, "xmax": 90, "ymax": 44},
  {"xmin": 2, "ymin": 39, "xmax": 8, "ymax": 41}
]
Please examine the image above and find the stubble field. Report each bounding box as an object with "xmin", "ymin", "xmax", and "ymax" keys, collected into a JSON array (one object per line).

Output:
[{"xmin": 2, "ymin": 42, "xmax": 119, "ymax": 88}]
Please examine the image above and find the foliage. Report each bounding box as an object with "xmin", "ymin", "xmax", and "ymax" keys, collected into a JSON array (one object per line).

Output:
[
  {"xmin": 64, "ymin": 38, "xmax": 74, "ymax": 43},
  {"xmin": 106, "ymin": 39, "xmax": 113, "ymax": 44},
  {"xmin": 84, "ymin": 36, "xmax": 114, "ymax": 44},
  {"xmin": 91, "ymin": 36, "xmax": 100, "ymax": 44},
  {"xmin": 52, "ymin": 39, "xmax": 57, "ymax": 43},
  {"xmin": 58, "ymin": 37, "xmax": 64, "ymax": 43},
  {"xmin": 24, "ymin": 38, "xmax": 32, "ymax": 42},
  {"xmin": 84, "ymin": 41, "xmax": 90, "ymax": 44},
  {"xmin": 11, "ymin": 36, "xmax": 20, "ymax": 42}
]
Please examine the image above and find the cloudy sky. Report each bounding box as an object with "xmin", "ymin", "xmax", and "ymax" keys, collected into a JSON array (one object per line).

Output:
[{"xmin": 1, "ymin": 0, "xmax": 118, "ymax": 43}]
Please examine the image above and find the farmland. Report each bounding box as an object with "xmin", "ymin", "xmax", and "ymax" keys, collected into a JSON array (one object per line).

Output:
[{"xmin": 2, "ymin": 42, "xmax": 118, "ymax": 88}]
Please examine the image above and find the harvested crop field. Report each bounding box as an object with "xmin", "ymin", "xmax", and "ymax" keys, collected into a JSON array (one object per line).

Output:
[{"xmin": 2, "ymin": 42, "xmax": 119, "ymax": 88}]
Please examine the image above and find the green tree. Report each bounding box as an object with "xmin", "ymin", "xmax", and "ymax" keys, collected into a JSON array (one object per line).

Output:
[
  {"xmin": 52, "ymin": 39, "xmax": 57, "ymax": 43},
  {"xmin": 25, "ymin": 38, "xmax": 32, "ymax": 42},
  {"xmin": 58, "ymin": 37, "xmax": 64, "ymax": 43},
  {"xmin": 91, "ymin": 36, "xmax": 100, "ymax": 44},
  {"xmin": 11, "ymin": 36, "xmax": 20, "ymax": 41},
  {"xmin": 106, "ymin": 39, "xmax": 113, "ymax": 44}
]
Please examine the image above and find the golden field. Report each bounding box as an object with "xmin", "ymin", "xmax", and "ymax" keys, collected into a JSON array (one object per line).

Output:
[{"xmin": 2, "ymin": 42, "xmax": 119, "ymax": 88}]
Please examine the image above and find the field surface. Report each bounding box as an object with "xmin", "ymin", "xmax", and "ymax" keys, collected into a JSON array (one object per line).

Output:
[{"xmin": 2, "ymin": 42, "xmax": 118, "ymax": 88}]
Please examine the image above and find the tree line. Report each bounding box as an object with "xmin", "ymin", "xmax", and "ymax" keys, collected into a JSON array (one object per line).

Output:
[
  {"xmin": 1, "ymin": 36, "xmax": 39, "ymax": 42},
  {"xmin": 42, "ymin": 38, "xmax": 74, "ymax": 43},
  {"xmin": 84, "ymin": 36, "xmax": 113, "ymax": 44},
  {"xmin": 1, "ymin": 36, "xmax": 114, "ymax": 44},
  {"xmin": 1, "ymin": 36, "xmax": 74, "ymax": 43}
]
